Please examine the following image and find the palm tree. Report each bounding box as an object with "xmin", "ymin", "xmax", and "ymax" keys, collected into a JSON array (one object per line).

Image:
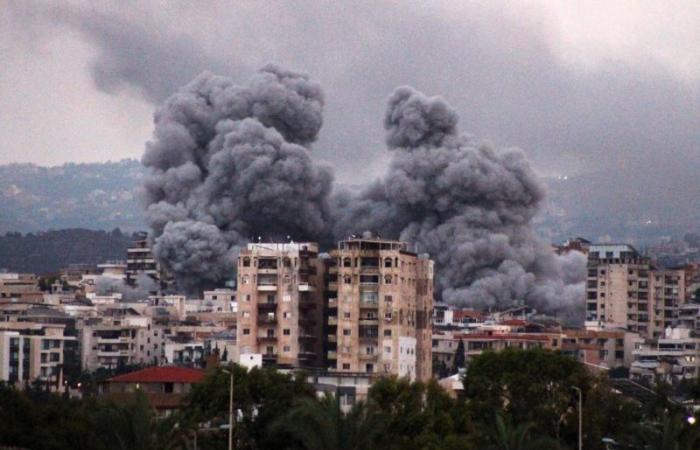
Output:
[
  {"xmin": 489, "ymin": 414, "xmax": 561, "ymax": 450},
  {"xmin": 269, "ymin": 393, "xmax": 383, "ymax": 450}
]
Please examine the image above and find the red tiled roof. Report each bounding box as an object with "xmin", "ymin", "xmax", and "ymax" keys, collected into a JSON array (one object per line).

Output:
[{"xmin": 107, "ymin": 366, "xmax": 205, "ymax": 384}]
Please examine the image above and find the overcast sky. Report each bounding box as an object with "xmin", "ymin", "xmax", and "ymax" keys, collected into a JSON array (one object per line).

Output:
[{"xmin": 1, "ymin": 1, "xmax": 698, "ymax": 185}]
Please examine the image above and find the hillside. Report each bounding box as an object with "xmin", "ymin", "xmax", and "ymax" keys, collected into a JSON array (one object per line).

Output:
[
  {"xmin": 0, "ymin": 228, "xmax": 134, "ymax": 274},
  {"xmin": 0, "ymin": 159, "xmax": 145, "ymax": 233}
]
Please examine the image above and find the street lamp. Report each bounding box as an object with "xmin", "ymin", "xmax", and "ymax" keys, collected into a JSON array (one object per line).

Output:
[
  {"xmin": 572, "ymin": 386, "xmax": 582, "ymax": 450},
  {"xmin": 222, "ymin": 368, "xmax": 234, "ymax": 450}
]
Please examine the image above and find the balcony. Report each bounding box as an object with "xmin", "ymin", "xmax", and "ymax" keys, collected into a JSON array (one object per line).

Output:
[
  {"xmin": 257, "ymin": 335, "xmax": 277, "ymax": 343},
  {"xmin": 257, "ymin": 284, "xmax": 277, "ymax": 291},
  {"xmin": 258, "ymin": 301, "xmax": 277, "ymax": 310},
  {"xmin": 258, "ymin": 316, "xmax": 277, "ymax": 325},
  {"xmin": 328, "ymin": 316, "xmax": 338, "ymax": 326},
  {"xmin": 359, "ymin": 352, "xmax": 378, "ymax": 360},
  {"xmin": 298, "ymin": 283, "xmax": 316, "ymax": 292},
  {"xmin": 328, "ymin": 282, "xmax": 338, "ymax": 291},
  {"xmin": 298, "ymin": 333, "xmax": 316, "ymax": 341},
  {"xmin": 359, "ymin": 301, "xmax": 378, "ymax": 309},
  {"xmin": 328, "ymin": 298, "xmax": 338, "ymax": 307},
  {"xmin": 328, "ymin": 335, "xmax": 337, "ymax": 343},
  {"xmin": 327, "ymin": 351, "xmax": 337, "ymax": 359},
  {"xmin": 299, "ymin": 316, "xmax": 317, "ymax": 326}
]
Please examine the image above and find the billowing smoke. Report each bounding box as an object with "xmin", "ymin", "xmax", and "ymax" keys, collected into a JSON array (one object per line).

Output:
[
  {"xmin": 94, "ymin": 274, "xmax": 158, "ymax": 302},
  {"xmin": 334, "ymin": 86, "xmax": 586, "ymax": 323},
  {"xmin": 143, "ymin": 67, "xmax": 585, "ymax": 322},
  {"xmin": 142, "ymin": 65, "xmax": 334, "ymax": 292}
]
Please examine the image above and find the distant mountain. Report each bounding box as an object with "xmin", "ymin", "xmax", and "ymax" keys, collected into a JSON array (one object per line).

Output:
[
  {"xmin": 0, "ymin": 159, "xmax": 145, "ymax": 233},
  {"xmin": 0, "ymin": 160, "xmax": 697, "ymax": 248},
  {"xmin": 0, "ymin": 228, "xmax": 134, "ymax": 274}
]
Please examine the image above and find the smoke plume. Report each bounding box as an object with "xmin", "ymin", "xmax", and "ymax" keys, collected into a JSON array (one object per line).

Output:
[
  {"xmin": 94, "ymin": 274, "xmax": 158, "ymax": 302},
  {"xmin": 142, "ymin": 65, "xmax": 334, "ymax": 292},
  {"xmin": 334, "ymin": 86, "xmax": 586, "ymax": 323},
  {"xmin": 143, "ymin": 67, "xmax": 585, "ymax": 322}
]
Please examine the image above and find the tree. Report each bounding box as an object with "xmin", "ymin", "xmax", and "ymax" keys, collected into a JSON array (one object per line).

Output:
[
  {"xmin": 453, "ymin": 340, "xmax": 465, "ymax": 374},
  {"xmin": 269, "ymin": 394, "xmax": 383, "ymax": 450},
  {"xmin": 487, "ymin": 414, "xmax": 558, "ymax": 450}
]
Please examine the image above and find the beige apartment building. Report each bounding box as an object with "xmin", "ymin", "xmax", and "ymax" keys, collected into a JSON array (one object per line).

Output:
[
  {"xmin": 326, "ymin": 235, "xmax": 433, "ymax": 381},
  {"xmin": 586, "ymin": 244, "xmax": 687, "ymax": 339},
  {"xmin": 0, "ymin": 322, "xmax": 75, "ymax": 388},
  {"xmin": 236, "ymin": 243, "xmax": 325, "ymax": 368}
]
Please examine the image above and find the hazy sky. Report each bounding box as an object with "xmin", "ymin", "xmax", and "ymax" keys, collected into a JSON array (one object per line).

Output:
[{"xmin": 1, "ymin": 1, "xmax": 698, "ymax": 184}]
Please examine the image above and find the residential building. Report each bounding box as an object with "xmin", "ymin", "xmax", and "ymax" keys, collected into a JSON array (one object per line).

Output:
[
  {"xmin": 99, "ymin": 366, "xmax": 205, "ymax": 416},
  {"xmin": 631, "ymin": 327, "xmax": 700, "ymax": 383},
  {"xmin": 0, "ymin": 322, "xmax": 75, "ymax": 389},
  {"xmin": 125, "ymin": 232, "xmax": 160, "ymax": 285},
  {"xmin": 326, "ymin": 235, "xmax": 433, "ymax": 381},
  {"xmin": 0, "ymin": 272, "xmax": 43, "ymax": 302},
  {"xmin": 586, "ymin": 244, "xmax": 688, "ymax": 338},
  {"xmin": 79, "ymin": 309, "xmax": 165, "ymax": 371},
  {"xmin": 236, "ymin": 242, "xmax": 325, "ymax": 368}
]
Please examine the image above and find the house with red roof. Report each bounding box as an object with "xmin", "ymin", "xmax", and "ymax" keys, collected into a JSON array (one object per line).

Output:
[{"xmin": 99, "ymin": 366, "xmax": 205, "ymax": 415}]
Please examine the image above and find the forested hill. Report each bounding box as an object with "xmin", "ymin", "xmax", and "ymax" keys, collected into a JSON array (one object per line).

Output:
[
  {"xmin": 0, "ymin": 159, "xmax": 145, "ymax": 233},
  {"xmin": 0, "ymin": 228, "xmax": 134, "ymax": 274}
]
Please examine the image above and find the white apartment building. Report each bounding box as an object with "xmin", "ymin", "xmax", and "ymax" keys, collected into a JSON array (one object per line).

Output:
[
  {"xmin": 631, "ymin": 327, "xmax": 700, "ymax": 382},
  {"xmin": 79, "ymin": 309, "xmax": 165, "ymax": 371},
  {"xmin": 0, "ymin": 322, "xmax": 75, "ymax": 388}
]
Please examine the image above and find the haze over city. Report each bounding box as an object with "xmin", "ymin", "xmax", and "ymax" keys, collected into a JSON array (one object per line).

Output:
[{"xmin": 1, "ymin": 2, "xmax": 700, "ymax": 450}]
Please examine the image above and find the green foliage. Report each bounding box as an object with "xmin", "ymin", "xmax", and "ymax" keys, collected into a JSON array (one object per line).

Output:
[{"xmin": 1, "ymin": 350, "xmax": 697, "ymax": 450}]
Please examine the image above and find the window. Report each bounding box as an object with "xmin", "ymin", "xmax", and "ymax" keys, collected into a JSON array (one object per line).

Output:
[
  {"xmin": 366, "ymin": 364, "xmax": 374, "ymax": 373},
  {"xmin": 242, "ymin": 311, "xmax": 250, "ymax": 318},
  {"xmin": 342, "ymin": 363, "xmax": 351, "ymax": 370},
  {"xmin": 384, "ymin": 329, "xmax": 392, "ymax": 337},
  {"xmin": 283, "ymin": 329, "xmax": 291, "ymax": 335},
  {"xmin": 243, "ymin": 257, "xmax": 251, "ymax": 267},
  {"xmin": 343, "ymin": 328, "xmax": 351, "ymax": 336},
  {"xmin": 343, "ymin": 257, "xmax": 352, "ymax": 268},
  {"xmin": 384, "ymin": 346, "xmax": 391, "ymax": 354},
  {"xmin": 384, "ymin": 275, "xmax": 392, "ymax": 284},
  {"xmin": 344, "ymin": 312, "xmax": 351, "ymax": 319},
  {"xmin": 343, "ymin": 275, "xmax": 352, "ymax": 284},
  {"xmin": 384, "ymin": 258, "xmax": 392, "ymax": 268},
  {"xmin": 164, "ymin": 382, "xmax": 174, "ymax": 393},
  {"xmin": 384, "ymin": 295, "xmax": 393, "ymax": 303},
  {"xmin": 283, "ymin": 346, "xmax": 291, "ymax": 352},
  {"xmin": 243, "ymin": 328, "xmax": 250, "ymax": 335}
]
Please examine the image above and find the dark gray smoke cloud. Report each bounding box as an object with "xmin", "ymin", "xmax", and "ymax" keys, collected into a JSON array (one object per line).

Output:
[
  {"xmin": 335, "ymin": 86, "xmax": 586, "ymax": 323},
  {"xmin": 144, "ymin": 66, "xmax": 585, "ymax": 320},
  {"xmin": 142, "ymin": 65, "xmax": 334, "ymax": 292}
]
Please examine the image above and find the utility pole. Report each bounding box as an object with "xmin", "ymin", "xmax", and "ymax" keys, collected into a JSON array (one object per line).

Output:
[
  {"xmin": 572, "ymin": 386, "xmax": 583, "ymax": 450},
  {"xmin": 222, "ymin": 368, "xmax": 234, "ymax": 450}
]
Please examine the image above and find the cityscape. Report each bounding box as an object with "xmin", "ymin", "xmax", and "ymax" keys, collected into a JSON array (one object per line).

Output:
[{"xmin": 2, "ymin": 1, "xmax": 700, "ymax": 450}]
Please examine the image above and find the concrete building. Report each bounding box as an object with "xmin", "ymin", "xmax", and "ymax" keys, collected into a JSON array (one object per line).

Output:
[
  {"xmin": 100, "ymin": 366, "xmax": 204, "ymax": 416},
  {"xmin": 0, "ymin": 322, "xmax": 75, "ymax": 389},
  {"xmin": 586, "ymin": 244, "xmax": 687, "ymax": 338},
  {"xmin": 0, "ymin": 272, "xmax": 43, "ymax": 302},
  {"xmin": 79, "ymin": 309, "xmax": 165, "ymax": 371},
  {"xmin": 236, "ymin": 242, "xmax": 325, "ymax": 368},
  {"xmin": 125, "ymin": 232, "xmax": 160, "ymax": 285},
  {"xmin": 326, "ymin": 235, "xmax": 433, "ymax": 381},
  {"xmin": 631, "ymin": 327, "xmax": 700, "ymax": 383}
]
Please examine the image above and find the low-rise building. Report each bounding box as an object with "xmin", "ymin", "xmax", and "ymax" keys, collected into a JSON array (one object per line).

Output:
[
  {"xmin": 631, "ymin": 327, "xmax": 700, "ymax": 383},
  {"xmin": 100, "ymin": 366, "xmax": 205, "ymax": 416}
]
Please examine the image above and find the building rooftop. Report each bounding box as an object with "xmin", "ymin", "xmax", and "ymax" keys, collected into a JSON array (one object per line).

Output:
[{"xmin": 107, "ymin": 366, "xmax": 205, "ymax": 384}]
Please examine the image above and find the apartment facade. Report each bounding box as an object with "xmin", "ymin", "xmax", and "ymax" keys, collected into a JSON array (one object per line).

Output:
[
  {"xmin": 236, "ymin": 243, "xmax": 325, "ymax": 368},
  {"xmin": 79, "ymin": 312, "xmax": 165, "ymax": 371},
  {"xmin": 0, "ymin": 322, "xmax": 75, "ymax": 388},
  {"xmin": 631, "ymin": 327, "xmax": 700, "ymax": 383},
  {"xmin": 586, "ymin": 244, "xmax": 687, "ymax": 338},
  {"xmin": 326, "ymin": 236, "xmax": 433, "ymax": 381}
]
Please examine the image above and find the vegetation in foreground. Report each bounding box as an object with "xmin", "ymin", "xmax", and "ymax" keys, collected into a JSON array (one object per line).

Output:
[{"xmin": 0, "ymin": 348, "xmax": 698, "ymax": 450}]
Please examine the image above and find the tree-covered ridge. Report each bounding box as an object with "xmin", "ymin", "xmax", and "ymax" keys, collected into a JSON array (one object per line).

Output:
[
  {"xmin": 1, "ymin": 349, "xmax": 699, "ymax": 450},
  {"xmin": 0, "ymin": 159, "xmax": 146, "ymax": 233},
  {"xmin": 0, "ymin": 228, "xmax": 134, "ymax": 273}
]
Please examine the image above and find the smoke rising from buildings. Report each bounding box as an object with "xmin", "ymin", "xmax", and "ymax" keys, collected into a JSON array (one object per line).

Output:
[
  {"xmin": 142, "ymin": 65, "xmax": 334, "ymax": 292},
  {"xmin": 143, "ymin": 67, "xmax": 585, "ymax": 321},
  {"xmin": 94, "ymin": 274, "xmax": 158, "ymax": 302},
  {"xmin": 335, "ymin": 86, "xmax": 586, "ymax": 323}
]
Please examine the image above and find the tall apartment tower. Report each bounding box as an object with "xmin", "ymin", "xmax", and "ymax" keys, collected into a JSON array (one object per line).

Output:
[
  {"xmin": 236, "ymin": 243, "xmax": 325, "ymax": 368},
  {"xmin": 326, "ymin": 235, "xmax": 433, "ymax": 381},
  {"xmin": 586, "ymin": 244, "xmax": 686, "ymax": 338}
]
